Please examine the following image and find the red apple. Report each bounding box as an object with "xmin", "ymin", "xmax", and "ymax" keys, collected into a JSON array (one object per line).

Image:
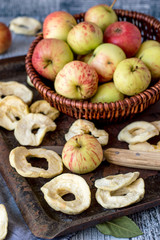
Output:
[
  {"xmin": 103, "ymin": 21, "xmax": 142, "ymax": 58},
  {"xmin": 32, "ymin": 38, "xmax": 74, "ymax": 81},
  {"xmin": 54, "ymin": 60, "xmax": 99, "ymax": 100},
  {"xmin": 0, "ymin": 22, "xmax": 12, "ymax": 54},
  {"xmin": 62, "ymin": 134, "xmax": 103, "ymax": 174},
  {"xmin": 43, "ymin": 11, "xmax": 77, "ymax": 41}
]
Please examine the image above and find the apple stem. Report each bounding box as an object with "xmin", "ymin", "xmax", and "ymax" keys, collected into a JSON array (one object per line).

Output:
[
  {"xmin": 43, "ymin": 60, "xmax": 52, "ymax": 69},
  {"xmin": 109, "ymin": 0, "xmax": 117, "ymax": 9}
]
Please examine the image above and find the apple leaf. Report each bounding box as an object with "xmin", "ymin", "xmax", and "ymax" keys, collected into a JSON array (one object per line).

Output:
[{"xmin": 96, "ymin": 216, "xmax": 143, "ymax": 238}]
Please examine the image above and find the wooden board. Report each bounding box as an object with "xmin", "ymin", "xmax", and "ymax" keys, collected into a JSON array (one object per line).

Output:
[{"xmin": 0, "ymin": 56, "xmax": 160, "ymax": 239}]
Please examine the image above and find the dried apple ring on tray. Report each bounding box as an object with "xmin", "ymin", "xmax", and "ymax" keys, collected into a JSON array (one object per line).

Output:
[
  {"xmin": 129, "ymin": 141, "xmax": 160, "ymax": 152},
  {"xmin": 9, "ymin": 146, "xmax": 63, "ymax": 178},
  {"xmin": 96, "ymin": 178, "xmax": 145, "ymax": 209},
  {"xmin": 95, "ymin": 172, "xmax": 139, "ymax": 191},
  {"xmin": 0, "ymin": 204, "xmax": 8, "ymax": 240},
  {"xmin": 118, "ymin": 121, "xmax": 159, "ymax": 144},
  {"xmin": 30, "ymin": 100, "xmax": 60, "ymax": 121},
  {"xmin": 0, "ymin": 95, "xmax": 29, "ymax": 130},
  {"xmin": 9, "ymin": 17, "xmax": 42, "ymax": 35},
  {"xmin": 65, "ymin": 119, "xmax": 109, "ymax": 146},
  {"xmin": 0, "ymin": 81, "xmax": 33, "ymax": 104},
  {"xmin": 14, "ymin": 113, "xmax": 56, "ymax": 146},
  {"xmin": 41, "ymin": 173, "xmax": 91, "ymax": 215}
]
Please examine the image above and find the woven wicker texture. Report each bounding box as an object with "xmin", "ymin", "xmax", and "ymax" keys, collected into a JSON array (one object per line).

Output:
[{"xmin": 26, "ymin": 10, "xmax": 160, "ymax": 122}]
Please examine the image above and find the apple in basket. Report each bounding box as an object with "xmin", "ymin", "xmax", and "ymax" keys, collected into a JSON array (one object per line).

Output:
[
  {"xmin": 91, "ymin": 81, "xmax": 124, "ymax": 103},
  {"xmin": 113, "ymin": 58, "xmax": 151, "ymax": 96},
  {"xmin": 54, "ymin": 60, "xmax": 99, "ymax": 100},
  {"xmin": 136, "ymin": 40, "xmax": 160, "ymax": 58},
  {"xmin": 67, "ymin": 21, "xmax": 103, "ymax": 55},
  {"xmin": 0, "ymin": 22, "xmax": 12, "ymax": 54},
  {"xmin": 103, "ymin": 21, "xmax": 142, "ymax": 57},
  {"xmin": 88, "ymin": 43, "xmax": 126, "ymax": 82},
  {"xmin": 62, "ymin": 134, "xmax": 103, "ymax": 174},
  {"xmin": 138, "ymin": 46, "xmax": 160, "ymax": 79},
  {"xmin": 84, "ymin": 2, "xmax": 118, "ymax": 32},
  {"xmin": 43, "ymin": 11, "xmax": 77, "ymax": 41},
  {"xmin": 32, "ymin": 38, "xmax": 74, "ymax": 81}
]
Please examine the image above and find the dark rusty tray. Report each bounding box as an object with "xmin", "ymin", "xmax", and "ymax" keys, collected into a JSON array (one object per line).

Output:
[{"xmin": 0, "ymin": 56, "xmax": 160, "ymax": 239}]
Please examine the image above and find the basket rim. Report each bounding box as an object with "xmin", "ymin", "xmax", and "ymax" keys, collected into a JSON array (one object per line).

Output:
[{"xmin": 25, "ymin": 9, "xmax": 160, "ymax": 115}]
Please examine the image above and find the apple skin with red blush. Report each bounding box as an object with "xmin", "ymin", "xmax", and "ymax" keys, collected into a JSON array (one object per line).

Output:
[
  {"xmin": 54, "ymin": 60, "xmax": 99, "ymax": 100},
  {"xmin": 103, "ymin": 21, "xmax": 142, "ymax": 58},
  {"xmin": 62, "ymin": 134, "xmax": 103, "ymax": 174}
]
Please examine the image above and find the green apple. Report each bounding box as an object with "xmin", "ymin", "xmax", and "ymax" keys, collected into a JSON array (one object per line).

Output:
[
  {"xmin": 136, "ymin": 40, "xmax": 160, "ymax": 57},
  {"xmin": 88, "ymin": 43, "xmax": 126, "ymax": 82},
  {"xmin": 84, "ymin": 4, "xmax": 118, "ymax": 32},
  {"xmin": 113, "ymin": 58, "xmax": 151, "ymax": 96},
  {"xmin": 91, "ymin": 82, "xmax": 124, "ymax": 103},
  {"xmin": 67, "ymin": 21, "xmax": 103, "ymax": 55},
  {"xmin": 62, "ymin": 134, "xmax": 103, "ymax": 174},
  {"xmin": 138, "ymin": 46, "xmax": 160, "ymax": 79}
]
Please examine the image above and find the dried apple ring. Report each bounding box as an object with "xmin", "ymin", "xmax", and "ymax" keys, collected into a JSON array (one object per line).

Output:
[
  {"xmin": 118, "ymin": 121, "xmax": 159, "ymax": 144},
  {"xmin": 9, "ymin": 17, "xmax": 42, "ymax": 35},
  {"xmin": 129, "ymin": 141, "xmax": 160, "ymax": 152},
  {"xmin": 30, "ymin": 100, "xmax": 60, "ymax": 121},
  {"xmin": 41, "ymin": 173, "xmax": 91, "ymax": 215},
  {"xmin": 9, "ymin": 146, "xmax": 63, "ymax": 178},
  {"xmin": 0, "ymin": 95, "xmax": 29, "ymax": 130},
  {"xmin": 0, "ymin": 81, "xmax": 33, "ymax": 104},
  {"xmin": 95, "ymin": 172, "xmax": 139, "ymax": 191},
  {"xmin": 14, "ymin": 113, "xmax": 56, "ymax": 146},
  {"xmin": 0, "ymin": 204, "xmax": 8, "ymax": 240},
  {"xmin": 96, "ymin": 178, "xmax": 145, "ymax": 209},
  {"xmin": 65, "ymin": 119, "xmax": 109, "ymax": 146},
  {"xmin": 151, "ymin": 121, "xmax": 160, "ymax": 131}
]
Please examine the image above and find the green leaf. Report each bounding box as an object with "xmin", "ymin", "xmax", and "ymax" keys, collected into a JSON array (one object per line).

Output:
[{"xmin": 96, "ymin": 216, "xmax": 143, "ymax": 238}]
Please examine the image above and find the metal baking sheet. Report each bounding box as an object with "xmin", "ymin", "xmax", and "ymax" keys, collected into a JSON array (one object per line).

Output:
[{"xmin": 0, "ymin": 56, "xmax": 160, "ymax": 239}]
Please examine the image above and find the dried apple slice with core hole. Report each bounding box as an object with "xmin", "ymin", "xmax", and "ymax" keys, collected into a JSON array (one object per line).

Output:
[
  {"xmin": 118, "ymin": 121, "xmax": 159, "ymax": 144},
  {"xmin": 0, "ymin": 95, "xmax": 29, "ymax": 130},
  {"xmin": 65, "ymin": 119, "xmax": 109, "ymax": 146},
  {"xmin": 30, "ymin": 100, "xmax": 60, "ymax": 121},
  {"xmin": 9, "ymin": 146, "xmax": 63, "ymax": 178},
  {"xmin": 96, "ymin": 178, "xmax": 145, "ymax": 209},
  {"xmin": 41, "ymin": 173, "xmax": 91, "ymax": 215},
  {"xmin": 0, "ymin": 81, "xmax": 33, "ymax": 104},
  {"xmin": 9, "ymin": 17, "xmax": 42, "ymax": 35},
  {"xmin": 14, "ymin": 113, "xmax": 56, "ymax": 146},
  {"xmin": 95, "ymin": 172, "xmax": 140, "ymax": 191}
]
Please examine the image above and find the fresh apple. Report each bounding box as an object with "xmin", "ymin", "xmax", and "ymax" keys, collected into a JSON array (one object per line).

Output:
[
  {"xmin": 32, "ymin": 38, "xmax": 74, "ymax": 81},
  {"xmin": 103, "ymin": 21, "xmax": 142, "ymax": 57},
  {"xmin": 113, "ymin": 58, "xmax": 151, "ymax": 96},
  {"xmin": 67, "ymin": 21, "xmax": 103, "ymax": 55},
  {"xmin": 54, "ymin": 60, "xmax": 99, "ymax": 100},
  {"xmin": 62, "ymin": 134, "xmax": 103, "ymax": 174},
  {"xmin": 84, "ymin": 3, "xmax": 118, "ymax": 32},
  {"xmin": 0, "ymin": 22, "xmax": 12, "ymax": 54},
  {"xmin": 43, "ymin": 11, "xmax": 77, "ymax": 41},
  {"xmin": 91, "ymin": 82, "xmax": 124, "ymax": 103},
  {"xmin": 138, "ymin": 46, "xmax": 160, "ymax": 79},
  {"xmin": 136, "ymin": 40, "xmax": 160, "ymax": 58},
  {"xmin": 88, "ymin": 43, "xmax": 126, "ymax": 82}
]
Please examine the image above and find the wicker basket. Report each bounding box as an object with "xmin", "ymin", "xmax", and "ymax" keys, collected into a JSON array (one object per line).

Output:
[{"xmin": 25, "ymin": 9, "xmax": 160, "ymax": 122}]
